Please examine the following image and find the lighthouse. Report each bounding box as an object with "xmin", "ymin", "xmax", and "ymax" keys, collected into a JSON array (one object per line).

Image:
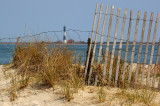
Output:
[{"xmin": 63, "ymin": 26, "xmax": 67, "ymax": 43}]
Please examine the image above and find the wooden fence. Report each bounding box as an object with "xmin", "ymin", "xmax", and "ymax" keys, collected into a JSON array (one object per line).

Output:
[{"xmin": 84, "ymin": 3, "xmax": 160, "ymax": 89}]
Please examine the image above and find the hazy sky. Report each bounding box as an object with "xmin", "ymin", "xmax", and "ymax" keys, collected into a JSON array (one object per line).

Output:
[{"xmin": 0, "ymin": 0, "xmax": 160, "ymax": 42}]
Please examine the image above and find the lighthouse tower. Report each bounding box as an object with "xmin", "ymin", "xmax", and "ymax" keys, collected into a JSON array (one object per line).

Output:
[{"xmin": 63, "ymin": 26, "xmax": 67, "ymax": 43}]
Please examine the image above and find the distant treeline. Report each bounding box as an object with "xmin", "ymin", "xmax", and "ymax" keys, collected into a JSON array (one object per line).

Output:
[{"xmin": 1, "ymin": 41, "xmax": 159, "ymax": 45}]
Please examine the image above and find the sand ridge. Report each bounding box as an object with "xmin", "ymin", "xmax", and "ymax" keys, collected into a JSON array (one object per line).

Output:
[{"xmin": 0, "ymin": 65, "xmax": 160, "ymax": 106}]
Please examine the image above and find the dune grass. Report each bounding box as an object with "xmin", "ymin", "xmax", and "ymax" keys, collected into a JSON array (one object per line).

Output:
[
  {"xmin": 92, "ymin": 51, "xmax": 136, "ymax": 88},
  {"xmin": 97, "ymin": 86, "xmax": 106, "ymax": 102},
  {"xmin": 115, "ymin": 88, "xmax": 157, "ymax": 105},
  {"xmin": 10, "ymin": 41, "xmax": 84, "ymax": 101}
]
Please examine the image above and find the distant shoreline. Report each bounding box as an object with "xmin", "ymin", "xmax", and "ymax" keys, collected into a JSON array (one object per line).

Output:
[{"xmin": 0, "ymin": 42, "xmax": 159, "ymax": 45}]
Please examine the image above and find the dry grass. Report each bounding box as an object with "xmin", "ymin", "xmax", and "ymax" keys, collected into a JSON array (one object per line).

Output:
[
  {"xmin": 156, "ymin": 62, "xmax": 160, "ymax": 77},
  {"xmin": 9, "ymin": 41, "xmax": 84, "ymax": 101},
  {"xmin": 115, "ymin": 88, "xmax": 157, "ymax": 105},
  {"xmin": 97, "ymin": 86, "xmax": 106, "ymax": 102},
  {"xmin": 63, "ymin": 82, "xmax": 74, "ymax": 101},
  {"xmin": 92, "ymin": 51, "xmax": 136, "ymax": 88}
]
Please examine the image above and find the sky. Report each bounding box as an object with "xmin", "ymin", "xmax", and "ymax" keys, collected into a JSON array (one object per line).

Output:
[{"xmin": 0, "ymin": 0, "xmax": 160, "ymax": 42}]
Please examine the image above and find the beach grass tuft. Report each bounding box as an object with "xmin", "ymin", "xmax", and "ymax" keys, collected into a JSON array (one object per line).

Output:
[{"xmin": 9, "ymin": 41, "xmax": 84, "ymax": 101}]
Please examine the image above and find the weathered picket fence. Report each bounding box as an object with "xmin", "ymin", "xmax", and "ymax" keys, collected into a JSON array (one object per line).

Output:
[{"xmin": 84, "ymin": 3, "xmax": 160, "ymax": 89}]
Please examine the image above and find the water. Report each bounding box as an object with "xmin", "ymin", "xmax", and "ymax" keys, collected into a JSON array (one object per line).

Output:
[
  {"xmin": 0, "ymin": 44, "xmax": 159, "ymax": 65},
  {"xmin": 0, "ymin": 44, "xmax": 16, "ymax": 65}
]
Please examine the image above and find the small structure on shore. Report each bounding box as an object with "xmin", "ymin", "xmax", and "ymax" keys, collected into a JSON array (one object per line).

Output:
[{"xmin": 63, "ymin": 26, "xmax": 67, "ymax": 44}]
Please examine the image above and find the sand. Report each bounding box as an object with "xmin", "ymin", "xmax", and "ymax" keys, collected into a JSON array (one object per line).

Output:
[{"xmin": 0, "ymin": 65, "xmax": 160, "ymax": 106}]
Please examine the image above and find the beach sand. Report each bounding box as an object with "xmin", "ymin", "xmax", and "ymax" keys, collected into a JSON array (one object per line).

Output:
[{"xmin": 0, "ymin": 65, "xmax": 160, "ymax": 106}]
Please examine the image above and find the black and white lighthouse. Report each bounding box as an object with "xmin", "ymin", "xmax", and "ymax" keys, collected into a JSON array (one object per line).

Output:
[{"xmin": 63, "ymin": 26, "xmax": 67, "ymax": 43}]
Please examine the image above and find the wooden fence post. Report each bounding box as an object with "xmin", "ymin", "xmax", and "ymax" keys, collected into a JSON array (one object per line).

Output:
[
  {"xmin": 84, "ymin": 4, "xmax": 98, "ymax": 81},
  {"xmin": 103, "ymin": 6, "xmax": 114, "ymax": 80},
  {"xmin": 134, "ymin": 12, "xmax": 147, "ymax": 88},
  {"xmin": 95, "ymin": 5, "xmax": 109, "ymax": 86},
  {"xmin": 152, "ymin": 39, "xmax": 160, "ymax": 88},
  {"xmin": 122, "ymin": 10, "xmax": 133, "ymax": 82},
  {"xmin": 85, "ymin": 38, "xmax": 92, "ymax": 82},
  {"xmin": 97, "ymin": 5, "xmax": 109, "ymax": 65},
  {"xmin": 128, "ymin": 11, "xmax": 141, "ymax": 87},
  {"xmin": 108, "ymin": 8, "xmax": 121, "ymax": 84},
  {"xmin": 140, "ymin": 12, "xmax": 154, "ymax": 86},
  {"xmin": 146, "ymin": 14, "xmax": 160, "ymax": 87},
  {"xmin": 88, "ymin": 4, "xmax": 103, "ymax": 85},
  {"xmin": 114, "ymin": 9, "xmax": 127, "ymax": 87}
]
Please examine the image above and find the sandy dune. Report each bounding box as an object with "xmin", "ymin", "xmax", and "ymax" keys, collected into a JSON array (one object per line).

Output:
[{"xmin": 0, "ymin": 65, "xmax": 160, "ymax": 106}]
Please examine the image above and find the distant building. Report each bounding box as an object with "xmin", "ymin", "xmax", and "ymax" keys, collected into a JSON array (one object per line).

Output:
[
  {"xmin": 56, "ymin": 40, "xmax": 63, "ymax": 44},
  {"xmin": 67, "ymin": 39, "xmax": 74, "ymax": 43}
]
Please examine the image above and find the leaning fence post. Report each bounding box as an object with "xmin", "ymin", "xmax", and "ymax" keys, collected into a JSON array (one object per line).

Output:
[
  {"xmin": 103, "ymin": 6, "xmax": 114, "ymax": 80},
  {"xmin": 146, "ymin": 14, "xmax": 160, "ymax": 87},
  {"xmin": 84, "ymin": 4, "xmax": 98, "ymax": 81},
  {"xmin": 152, "ymin": 39, "xmax": 160, "ymax": 88},
  {"xmin": 88, "ymin": 4, "xmax": 103, "ymax": 85},
  {"xmin": 128, "ymin": 11, "xmax": 141, "ymax": 87},
  {"xmin": 140, "ymin": 12, "xmax": 154, "ymax": 86},
  {"xmin": 95, "ymin": 5, "xmax": 109, "ymax": 86},
  {"xmin": 122, "ymin": 10, "xmax": 133, "ymax": 82},
  {"xmin": 134, "ymin": 12, "xmax": 147, "ymax": 88},
  {"xmin": 97, "ymin": 5, "xmax": 109, "ymax": 65},
  {"xmin": 114, "ymin": 9, "xmax": 127, "ymax": 87},
  {"xmin": 85, "ymin": 38, "xmax": 92, "ymax": 82},
  {"xmin": 108, "ymin": 8, "xmax": 121, "ymax": 84}
]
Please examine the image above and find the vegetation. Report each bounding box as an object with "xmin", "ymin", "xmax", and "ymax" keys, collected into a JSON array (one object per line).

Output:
[
  {"xmin": 115, "ymin": 88, "xmax": 157, "ymax": 105},
  {"xmin": 156, "ymin": 62, "xmax": 160, "ymax": 77},
  {"xmin": 97, "ymin": 86, "xmax": 106, "ymax": 102},
  {"xmin": 64, "ymin": 82, "xmax": 74, "ymax": 101},
  {"xmin": 10, "ymin": 41, "xmax": 84, "ymax": 101},
  {"xmin": 92, "ymin": 51, "xmax": 136, "ymax": 88}
]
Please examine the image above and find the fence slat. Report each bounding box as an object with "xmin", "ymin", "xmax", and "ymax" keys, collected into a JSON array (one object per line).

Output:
[
  {"xmin": 108, "ymin": 8, "xmax": 121, "ymax": 84},
  {"xmin": 152, "ymin": 39, "xmax": 160, "ymax": 88},
  {"xmin": 146, "ymin": 14, "xmax": 160, "ymax": 87},
  {"xmin": 128, "ymin": 11, "xmax": 141, "ymax": 87},
  {"xmin": 97, "ymin": 5, "xmax": 109, "ymax": 65},
  {"xmin": 141, "ymin": 12, "xmax": 154, "ymax": 86},
  {"xmin": 114, "ymin": 9, "xmax": 127, "ymax": 87},
  {"xmin": 122, "ymin": 10, "xmax": 133, "ymax": 82},
  {"xmin": 103, "ymin": 6, "xmax": 114, "ymax": 80},
  {"xmin": 134, "ymin": 12, "xmax": 147, "ymax": 88},
  {"xmin": 88, "ymin": 4, "xmax": 103, "ymax": 84},
  {"xmin": 84, "ymin": 4, "xmax": 98, "ymax": 80},
  {"xmin": 95, "ymin": 5, "xmax": 109, "ymax": 86}
]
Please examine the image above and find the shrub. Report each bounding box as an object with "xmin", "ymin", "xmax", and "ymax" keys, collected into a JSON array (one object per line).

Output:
[{"xmin": 10, "ymin": 41, "xmax": 84, "ymax": 101}]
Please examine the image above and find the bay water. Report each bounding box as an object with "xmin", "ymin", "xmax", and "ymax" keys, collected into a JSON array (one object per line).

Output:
[{"xmin": 0, "ymin": 44, "xmax": 159, "ymax": 65}]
